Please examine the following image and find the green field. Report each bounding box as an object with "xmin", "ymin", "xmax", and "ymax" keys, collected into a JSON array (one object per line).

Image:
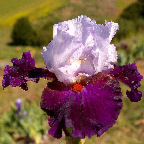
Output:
[{"xmin": 0, "ymin": 0, "xmax": 68, "ymax": 26}]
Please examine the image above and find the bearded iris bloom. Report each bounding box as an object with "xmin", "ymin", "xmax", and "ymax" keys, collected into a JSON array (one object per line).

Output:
[{"xmin": 2, "ymin": 15, "xmax": 143, "ymax": 140}]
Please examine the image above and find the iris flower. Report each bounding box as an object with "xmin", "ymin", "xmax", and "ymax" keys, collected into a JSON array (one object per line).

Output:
[{"xmin": 2, "ymin": 15, "xmax": 143, "ymax": 139}]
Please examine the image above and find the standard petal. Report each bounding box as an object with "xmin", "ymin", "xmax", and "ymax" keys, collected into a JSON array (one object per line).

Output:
[
  {"xmin": 42, "ymin": 16, "xmax": 119, "ymax": 84},
  {"xmin": 105, "ymin": 21, "xmax": 119, "ymax": 42},
  {"xmin": 109, "ymin": 63, "xmax": 143, "ymax": 102},
  {"xmin": 93, "ymin": 21, "xmax": 119, "ymax": 42}
]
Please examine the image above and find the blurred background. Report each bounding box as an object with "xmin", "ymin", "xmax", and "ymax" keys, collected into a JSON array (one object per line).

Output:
[{"xmin": 0, "ymin": 0, "xmax": 144, "ymax": 143}]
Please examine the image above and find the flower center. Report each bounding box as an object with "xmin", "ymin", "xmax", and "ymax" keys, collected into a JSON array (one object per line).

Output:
[
  {"xmin": 73, "ymin": 83, "xmax": 83, "ymax": 92},
  {"xmin": 68, "ymin": 58, "xmax": 82, "ymax": 68}
]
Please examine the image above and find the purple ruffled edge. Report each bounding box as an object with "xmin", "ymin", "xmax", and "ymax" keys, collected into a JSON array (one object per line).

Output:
[
  {"xmin": 109, "ymin": 63, "xmax": 143, "ymax": 102},
  {"xmin": 2, "ymin": 52, "xmax": 56, "ymax": 90}
]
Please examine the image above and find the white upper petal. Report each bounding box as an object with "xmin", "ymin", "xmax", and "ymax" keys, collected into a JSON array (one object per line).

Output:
[{"xmin": 42, "ymin": 15, "xmax": 119, "ymax": 84}]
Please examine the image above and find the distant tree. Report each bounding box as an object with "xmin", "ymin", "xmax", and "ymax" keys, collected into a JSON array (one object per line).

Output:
[
  {"xmin": 34, "ymin": 15, "xmax": 60, "ymax": 46},
  {"xmin": 11, "ymin": 17, "xmax": 37, "ymax": 46},
  {"xmin": 120, "ymin": 0, "xmax": 144, "ymax": 20},
  {"xmin": 116, "ymin": 0, "xmax": 144, "ymax": 40},
  {"xmin": 139, "ymin": 0, "xmax": 144, "ymax": 3},
  {"xmin": 41, "ymin": 16, "xmax": 60, "ymax": 44}
]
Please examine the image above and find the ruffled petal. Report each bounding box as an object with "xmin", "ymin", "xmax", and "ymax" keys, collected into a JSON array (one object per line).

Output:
[
  {"xmin": 40, "ymin": 73, "xmax": 122, "ymax": 138},
  {"xmin": 42, "ymin": 16, "xmax": 119, "ymax": 84},
  {"xmin": 109, "ymin": 63, "xmax": 143, "ymax": 102},
  {"xmin": 2, "ymin": 52, "xmax": 56, "ymax": 90},
  {"xmin": 69, "ymin": 73, "xmax": 122, "ymax": 138},
  {"xmin": 2, "ymin": 52, "xmax": 36, "ymax": 90},
  {"xmin": 40, "ymin": 85, "xmax": 72, "ymax": 138}
]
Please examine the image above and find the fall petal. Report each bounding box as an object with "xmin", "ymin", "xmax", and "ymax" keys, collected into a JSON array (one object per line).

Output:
[
  {"xmin": 40, "ymin": 73, "xmax": 122, "ymax": 138},
  {"xmin": 69, "ymin": 73, "xmax": 122, "ymax": 138}
]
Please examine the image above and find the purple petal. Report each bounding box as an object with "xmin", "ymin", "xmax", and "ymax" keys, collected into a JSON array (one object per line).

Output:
[
  {"xmin": 40, "ymin": 73, "xmax": 122, "ymax": 138},
  {"xmin": 69, "ymin": 73, "xmax": 122, "ymax": 138},
  {"xmin": 48, "ymin": 117, "xmax": 67, "ymax": 138},
  {"xmin": 40, "ymin": 86, "xmax": 72, "ymax": 138},
  {"xmin": 41, "ymin": 86, "xmax": 70, "ymax": 112},
  {"xmin": 2, "ymin": 52, "xmax": 36, "ymax": 90},
  {"xmin": 2, "ymin": 52, "xmax": 56, "ymax": 90},
  {"xmin": 109, "ymin": 63, "xmax": 143, "ymax": 102}
]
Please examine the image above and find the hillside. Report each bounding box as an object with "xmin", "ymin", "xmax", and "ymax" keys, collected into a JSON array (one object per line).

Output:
[
  {"xmin": 0, "ymin": 0, "xmax": 137, "ymax": 27},
  {"xmin": 53, "ymin": 0, "xmax": 137, "ymax": 22},
  {"xmin": 0, "ymin": 0, "xmax": 68, "ymax": 26}
]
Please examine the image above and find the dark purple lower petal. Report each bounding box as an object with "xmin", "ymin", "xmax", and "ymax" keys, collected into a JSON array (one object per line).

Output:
[
  {"xmin": 69, "ymin": 73, "xmax": 122, "ymax": 138},
  {"xmin": 41, "ymin": 86, "xmax": 72, "ymax": 138},
  {"xmin": 41, "ymin": 87, "xmax": 71, "ymax": 112},
  {"xmin": 48, "ymin": 117, "xmax": 69, "ymax": 139},
  {"xmin": 40, "ymin": 73, "xmax": 122, "ymax": 138},
  {"xmin": 109, "ymin": 63, "xmax": 143, "ymax": 102}
]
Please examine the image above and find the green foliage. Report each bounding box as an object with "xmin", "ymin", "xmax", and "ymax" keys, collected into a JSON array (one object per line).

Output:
[
  {"xmin": 36, "ymin": 15, "xmax": 60, "ymax": 46},
  {"xmin": 116, "ymin": 0, "xmax": 144, "ymax": 40},
  {"xmin": 133, "ymin": 40, "xmax": 144, "ymax": 59},
  {"xmin": 117, "ymin": 38, "xmax": 144, "ymax": 66},
  {"xmin": 11, "ymin": 16, "xmax": 61, "ymax": 46},
  {"xmin": 11, "ymin": 17, "xmax": 38, "ymax": 46},
  {"xmin": 116, "ymin": 18, "xmax": 136, "ymax": 40},
  {"xmin": 0, "ymin": 99, "xmax": 47, "ymax": 144},
  {"xmin": 120, "ymin": 2, "xmax": 144, "ymax": 20},
  {"xmin": 0, "ymin": 121, "xmax": 15, "ymax": 144},
  {"xmin": 117, "ymin": 51, "xmax": 134, "ymax": 66}
]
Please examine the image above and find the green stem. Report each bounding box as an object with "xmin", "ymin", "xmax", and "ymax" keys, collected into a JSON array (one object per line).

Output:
[{"xmin": 65, "ymin": 136, "xmax": 85, "ymax": 144}]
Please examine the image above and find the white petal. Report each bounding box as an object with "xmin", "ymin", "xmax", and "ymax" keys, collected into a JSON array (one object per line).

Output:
[
  {"xmin": 105, "ymin": 21, "xmax": 119, "ymax": 42},
  {"xmin": 42, "ymin": 15, "xmax": 119, "ymax": 84}
]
